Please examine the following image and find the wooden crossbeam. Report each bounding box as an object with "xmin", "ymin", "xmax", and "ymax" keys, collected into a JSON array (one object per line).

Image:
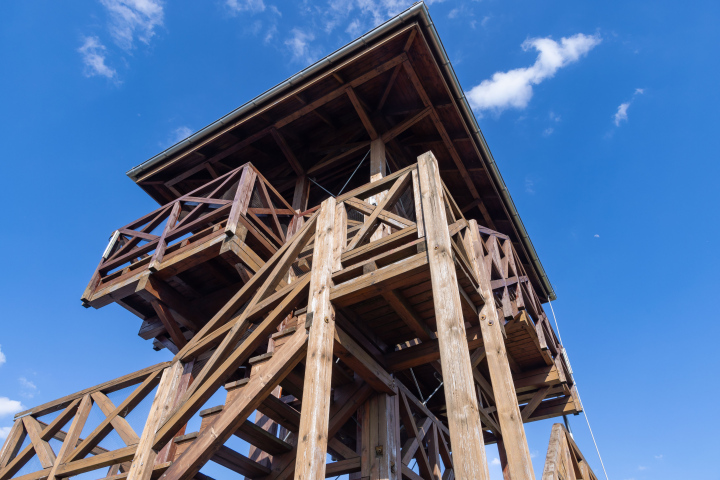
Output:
[{"xmin": 159, "ymin": 328, "xmax": 309, "ymax": 480}]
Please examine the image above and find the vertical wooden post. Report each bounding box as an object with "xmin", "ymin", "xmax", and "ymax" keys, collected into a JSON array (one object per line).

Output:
[
  {"xmin": 463, "ymin": 219, "xmax": 536, "ymax": 480},
  {"xmin": 496, "ymin": 439, "xmax": 512, "ymax": 480},
  {"xmin": 154, "ymin": 361, "xmax": 194, "ymax": 464},
  {"xmin": 294, "ymin": 197, "xmax": 337, "ymax": 480},
  {"xmin": 289, "ymin": 175, "xmax": 310, "ymax": 238},
  {"xmin": 127, "ymin": 361, "xmax": 185, "ymax": 480},
  {"xmin": 368, "ymin": 139, "xmax": 391, "ymax": 240},
  {"xmin": 360, "ymin": 394, "xmax": 400, "ymax": 480},
  {"xmin": 416, "ymin": 151, "xmax": 490, "ymax": 480},
  {"xmin": 226, "ymin": 166, "xmax": 257, "ymax": 237}
]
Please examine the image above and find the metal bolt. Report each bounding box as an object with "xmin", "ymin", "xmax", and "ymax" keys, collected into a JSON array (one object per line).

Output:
[{"xmin": 324, "ymin": 317, "xmax": 329, "ymax": 323}]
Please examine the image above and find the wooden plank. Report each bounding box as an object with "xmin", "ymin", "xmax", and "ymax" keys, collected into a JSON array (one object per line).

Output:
[
  {"xmin": 149, "ymin": 300, "xmax": 187, "ymax": 350},
  {"xmin": 159, "ymin": 328, "xmax": 309, "ymax": 480},
  {"xmin": 212, "ymin": 445, "xmax": 270, "ymax": 478},
  {"xmin": 416, "ymin": 151, "xmax": 490, "ymax": 480},
  {"xmin": 0, "ymin": 420, "xmax": 26, "ymax": 469},
  {"xmin": 226, "ymin": 166, "xmax": 257, "ymax": 237},
  {"xmin": 463, "ymin": 219, "xmax": 535, "ymax": 480},
  {"xmin": 398, "ymin": 392, "xmax": 432, "ymax": 479},
  {"xmin": 333, "ymin": 327, "xmax": 395, "ymax": 395},
  {"xmin": 295, "ymin": 197, "xmax": 338, "ymax": 480},
  {"xmin": 346, "ymin": 172, "xmax": 411, "ymax": 251},
  {"xmin": 89, "ymin": 392, "xmax": 141, "ymax": 446},
  {"xmin": 382, "ymin": 289, "xmax": 434, "ymax": 341},
  {"xmin": 136, "ymin": 275, "xmax": 203, "ymax": 331},
  {"xmin": 0, "ymin": 400, "xmax": 82, "ymax": 480},
  {"xmin": 360, "ymin": 393, "xmax": 399, "ymax": 480},
  {"xmin": 46, "ymin": 394, "xmax": 93, "ymax": 480},
  {"xmin": 270, "ymin": 128, "xmax": 304, "ymax": 175},
  {"xmin": 325, "ymin": 457, "xmax": 361, "ymax": 477},
  {"xmin": 346, "ymin": 87, "xmax": 377, "ymax": 140},
  {"xmin": 14, "ymin": 363, "xmax": 169, "ymax": 419},
  {"xmin": 153, "ymin": 274, "xmax": 311, "ymax": 450},
  {"xmin": 65, "ymin": 373, "xmax": 161, "ymax": 464},
  {"xmin": 521, "ymin": 386, "xmax": 551, "ymax": 422},
  {"xmin": 22, "ymin": 417, "xmax": 56, "ymax": 469},
  {"xmin": 55, "ymin": 446, "xmax": 137, "ymax": 477}
]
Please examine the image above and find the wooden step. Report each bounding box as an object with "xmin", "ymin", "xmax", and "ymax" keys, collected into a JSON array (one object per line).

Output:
[{"xmin": 198, "ymin": 406, "xmax": 292, "ymax": 455}]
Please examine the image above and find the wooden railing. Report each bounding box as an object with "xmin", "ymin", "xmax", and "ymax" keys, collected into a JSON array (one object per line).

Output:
[
  {"xmin": 542, "ymin": 424, "xmax": 599, "ymax": 480},
  {"xmin": 82, "ymin": 162, "xmax": 299, "ymax": 305}
]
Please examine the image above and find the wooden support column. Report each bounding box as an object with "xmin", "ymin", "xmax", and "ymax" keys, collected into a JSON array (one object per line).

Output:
[
  {"xmin": 360, "ymin": 393, "xmax": 400, "ymax": 480},
  {"xmin": 368, "ymin": 139, "xmax": 391, "ymax": 240},
  {"xmin": 463, "ymin": 219, "xmax": 535, "ymax": 480},
  {"xmin": 416, "ymin": 151, "xmax": 490, "ymax": 480},
  {"xmin": 294, "ymin": 197, "xmax": 338, "ymax": 480},
  {"xmin": 127, "ymin": 361, "xmax": 186, "ymax": 480},
  {"xmin": 289, "ymin": 175, "xmax": 311, "ymax": 238}
]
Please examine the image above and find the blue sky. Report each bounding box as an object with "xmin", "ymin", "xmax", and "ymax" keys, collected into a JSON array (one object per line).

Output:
[{"xmin": 1, "ymin": 0, "xmax": 719, "ymax": 479}]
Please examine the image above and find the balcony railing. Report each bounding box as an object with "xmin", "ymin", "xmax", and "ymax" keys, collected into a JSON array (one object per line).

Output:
[{"xmin": 82, "ymin": 162, "xmax": 299, "ymax": 307}]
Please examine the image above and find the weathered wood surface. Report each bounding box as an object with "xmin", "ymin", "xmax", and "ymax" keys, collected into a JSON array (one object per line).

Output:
[
  {"xmin": 295, "ymin": 198, "xmax": 338, "ymax": 480},
  {"xmin": 416, "ymin": 151, "xmax": 490, "ymax": 480}
]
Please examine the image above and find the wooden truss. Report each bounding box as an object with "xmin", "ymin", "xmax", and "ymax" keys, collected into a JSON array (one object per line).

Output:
[{"xmin": 4, "ymin": 152, "xmax": 587, "ymax": 480}]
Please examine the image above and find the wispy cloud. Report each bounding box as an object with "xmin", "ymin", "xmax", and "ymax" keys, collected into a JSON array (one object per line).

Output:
[
  {"xmin": 654, "ymin": 454, "xmax": 663, "ymax": 460},
  {"xmin": 490, "ymin": 457, "xmax": 501, "ymax": 466},
  {"xmin": 226, "ymin": 0, "xmax": 268, "ymax": 14},
  {"xmin": 613, "ymin": 88, "xmax": 644, "ymax": 126},
  {"xmin": 100, "ymin": 0, "xmax": 164, "ymax": 51},
  {"xmin": 0, "ymin": 345, "xmax": 6, "ymax": 367},
  {"xmin": 467, "ymin": 33, "xmax": 601, "ymax": 115},
  {"xmin": 78, "ymin": 36, "xmax": 118, "ymax": 79},
  {"xmin": 0, "ymin": 398, "xmax": 25, "ymax": 417},
  {"xmin": 0, "ymin": 427, "xmax": 12, "ymax": 440},
  {"xmin": 285, "ymin": 28, "xmax": 317, "ymax": 63},
  {"xmin": 19, "ymin": 377, "xmax": 38, "ymax": 399}
]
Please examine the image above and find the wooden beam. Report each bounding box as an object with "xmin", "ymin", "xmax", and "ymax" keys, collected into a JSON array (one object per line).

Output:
[
  {"xmin": 333, "ymin": 327, "xmax": 395, "ymax": 394},
  {"xmin": 295, "ymin": 198, "xmax": 338, "ymax": 480},
  {"xmin": 160, "ymin": 328, "xmax": 308, "ymax": 480},
  {"xmin": 463, "ymin": 219, "xmax": 535, "ymax": 480},
  {"xmin": 416, "ymin": 151, "xmax": 490, "ymax": 480},
  {"xmin": 382, "ymin": 289, "xmax": 434, "ymax": 341},
  {"xmin": 90, "ymin": 392, "xmax": 141, "ymax": 446},
  {"xmin": 21, "ymin": 417, "xmax": 55, "ymax": 469},
  {"xmin": 125, "ymin": 362, "xmax": 186, "ymax": 480},
  {"xmin": 270, "ymin": 128, "xmax": 304, "ymax": 176},
  {"xmin": 346, "ymin": 87, "xmax": 378, "ymax": 140},
  {"xmin": 360, "ymin": 393, "xmax": 400, "ymax": 480}
]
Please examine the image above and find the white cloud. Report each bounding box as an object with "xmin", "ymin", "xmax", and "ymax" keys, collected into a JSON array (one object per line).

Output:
[
  {"xmin": 78, "ymin": 36, "xmax": 117, "ymax": 79},
  {"xmin": 490, "ymin": 457, "xmax": 501, "ymax": 466},
  {"xmin": 285, "ymin": 29, "xmax": 316, "ymax": 63},
  {"xmin": 613, "ymin": 102, "xmax": 630, "ymax": 126},
  {"xmin": 613, "ymin": 88, "xmax": 644, "ymax": 126},
  {"xmin": 638, "ymin": 466, "xmax": 647, "ymax": 471},
  {"xmin": 0, "ymin": 398, "xmax": 25, "ymax": 417},
  {"xmin": 654, "ymin": 454, "xmax": 663, "ymax": 459},
  {"xmin": 19, "ymin": 378, "xmax": 37, "ymax": 399},
  {"xmin": 100, "ymin": 0, "xmax": 164, "ymax": 51},
  {"xmin": 543, "ymin": 127, "xmax": 554, "ymax": 137},
  {"xmin": 467, "ymin": 33, "xmax": 601, "ymax": 114},
  {"xmin": 170, "ymin": 126, "xmax": 193, "ymax": 144},
  {"xmin": 227, "ymin": 0, "xmax": 267, "ymax": 14},
  {"xmin": 549, "ymin": 111, "xmax": 561, "ymax": 122},
  {"xmin": 0, "ymin": 345, "xmax": 5, "ymax": 367},
  {"xmin": 594, "ymin": 234, "xmax": 600, "ymax": 238},
  {"xmin": 0, "ymin": 426, "xmax": 12, "ymax": 440}
]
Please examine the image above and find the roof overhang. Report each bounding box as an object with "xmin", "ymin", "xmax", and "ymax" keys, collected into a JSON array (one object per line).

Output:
[{"xmin": 124, "ymin": 2, "xmax": 556, "ymax": 301}]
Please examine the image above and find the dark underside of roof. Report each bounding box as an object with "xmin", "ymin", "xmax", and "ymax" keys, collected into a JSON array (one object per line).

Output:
[{"xmin": 125, "ymin": 8, "xmax": 555, "ymax": 302}]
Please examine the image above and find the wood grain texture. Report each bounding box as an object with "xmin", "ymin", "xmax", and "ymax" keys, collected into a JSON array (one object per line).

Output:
[
  {"xmin": 295, "ymin": 197, "xmax": 337, "ymax": 480},
  {"xmin": 416, "ymin": 151, "xmax": 490, "ymax": 480}
]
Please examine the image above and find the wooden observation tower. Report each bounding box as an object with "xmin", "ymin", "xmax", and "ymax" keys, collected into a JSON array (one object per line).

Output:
[{"xmin": 0, "ymin": 4, "xmax": 599, "ymax": 480}]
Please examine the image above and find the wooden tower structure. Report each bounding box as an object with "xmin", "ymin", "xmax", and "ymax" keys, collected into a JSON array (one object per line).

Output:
[{"xmin": 0, "ymin": 4, "xmax": 599, "ymax": 480}]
